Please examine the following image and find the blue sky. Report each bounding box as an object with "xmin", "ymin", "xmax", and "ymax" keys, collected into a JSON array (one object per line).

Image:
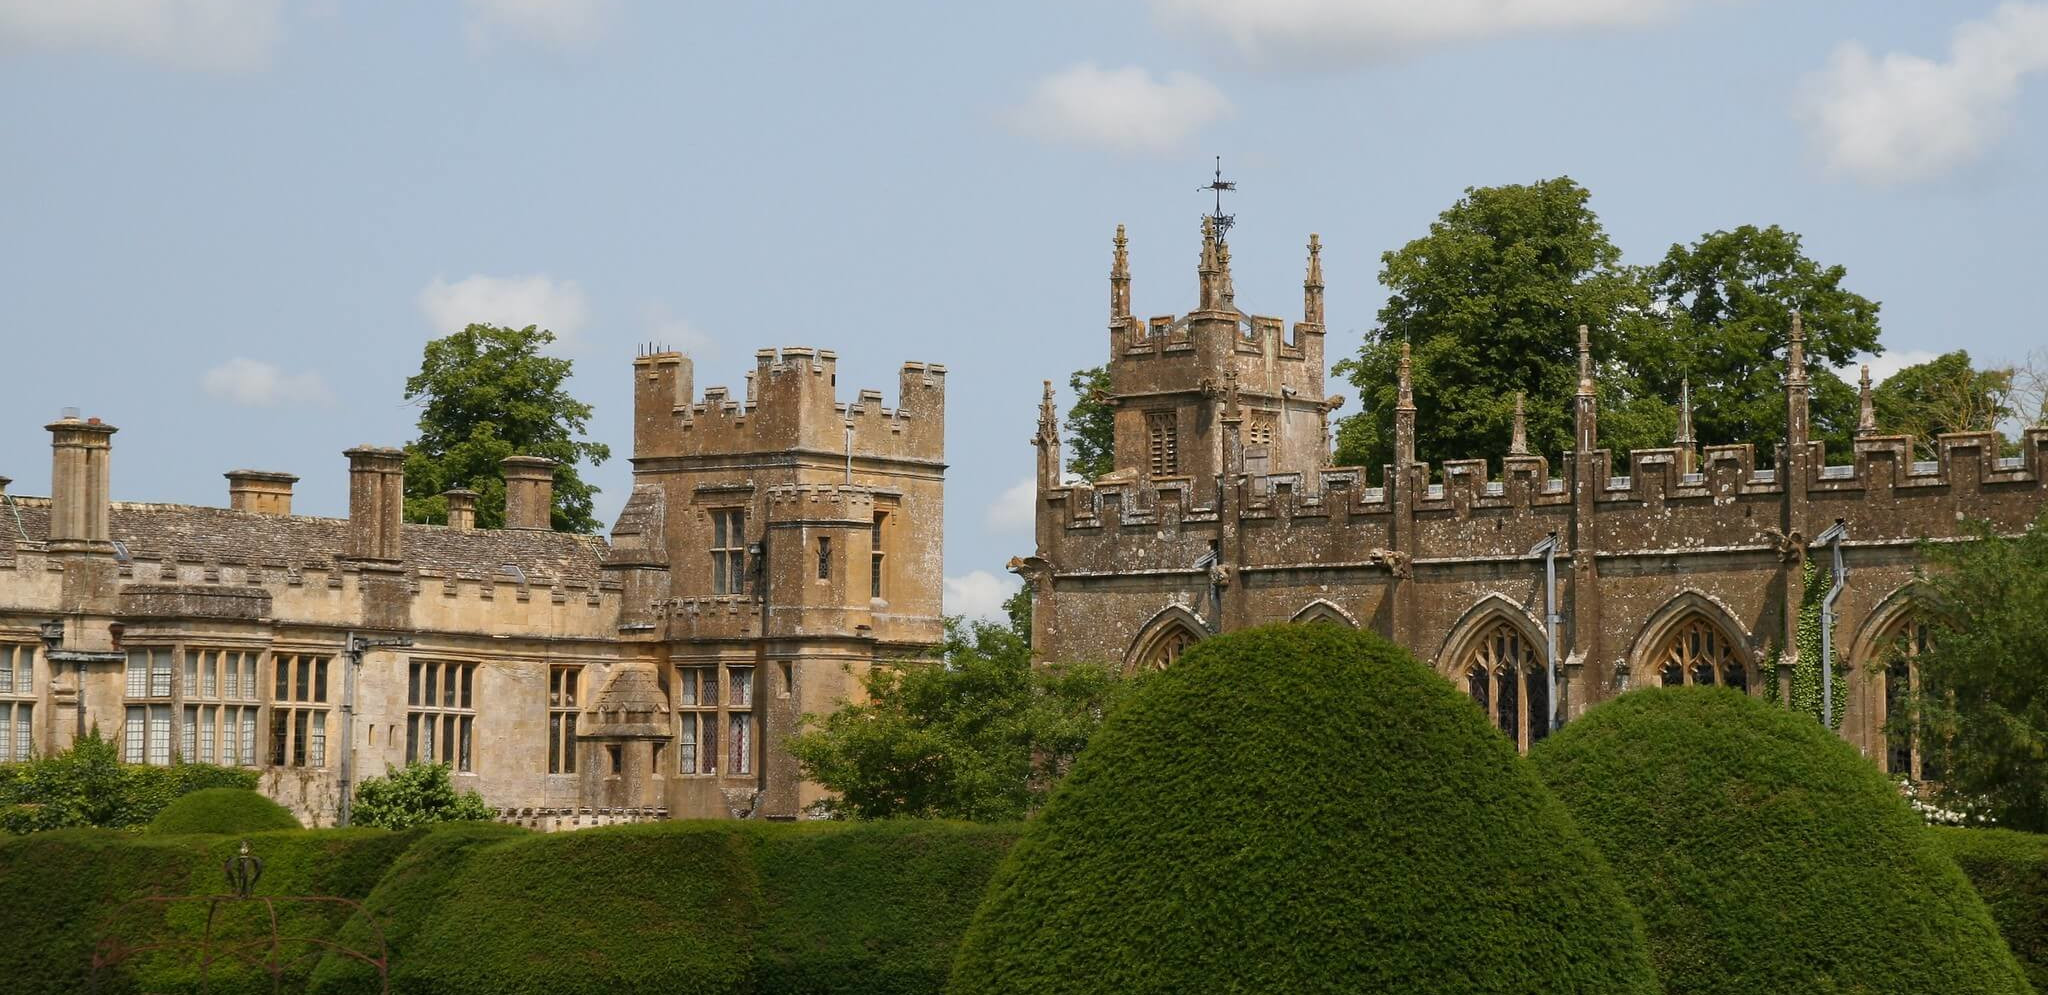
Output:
[{"xmin": 4, "ymin": 1, "xmax": 2047, "ymax": 618}]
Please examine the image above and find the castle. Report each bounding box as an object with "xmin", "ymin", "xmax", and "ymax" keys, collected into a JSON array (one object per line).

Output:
[
  {"xmin": 1016, "ymin": 220, "xmax": 2048, "ymax": 770},
  {"xmin": 0, "ymin": 347, "xmax": 945, "ymax": 826}
]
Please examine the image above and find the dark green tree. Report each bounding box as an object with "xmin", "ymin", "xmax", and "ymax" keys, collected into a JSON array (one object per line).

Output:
[
  {"xmin": 1873, "ymin": 350, "xmax": 2014, "ymax": 459},
  {"xmin": 1331, "ymin": 177, "xmax": 1667, "ymax": 472},
  {"xmin": 0, "ymin": 731, "xmax": 255, "ymax": 834},
  {"xmin": 402, "ymin": 324, "xmax": 612, "ymax": 533},
  {"xmin": 1063, "ymin": 365, "xmax": 1115, "ymax": 481},
  {"xmin": 1630, "ymin": 225, "xmax": 1883, "ymax": 462},
  {"xmin": 788, "ymin": 609, "xmax": 1139, "ymax": 821},
  {"xmin": 1906, "ymin": 512, "xmax": 2048, "ymax": 831},
  {"xmin": 351, "ymin": 761, "xmax": 494, "ymax": 830}
]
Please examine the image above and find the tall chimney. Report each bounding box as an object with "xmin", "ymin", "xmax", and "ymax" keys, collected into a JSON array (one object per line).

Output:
[
  {"xmin": 443, "ymin": 488, "xmax": 477, "ymax": 531},
  {"xmin": 46, "ymin": 414, "xmax": 117, "ymax": 554},
  {"xmin": 342, "ymin": 446, "xmax": 405, "ymax": 562},
  {"xmin": 226, "ymin": 470, "xmax": 298, "ymax": 516},
  {"xmin": 501, "ymin": 456, "xmax": 555, "ymax": 531},
  {"xmin": 0, "ymin": 475, "xmax": 10, "ymax": 497}
]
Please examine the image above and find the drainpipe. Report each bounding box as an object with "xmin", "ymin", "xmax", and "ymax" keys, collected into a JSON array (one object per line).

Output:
[
  {"xmin": 340, "ymin": 631, "xmax": 412, "ymax": 827},
  {"xmin": 1815, "ymin": 519, "xmax": 1849, "ymax": 729},
  {"xmin": 1529, "ymin": 532, "xmax": 1562, "ymax": 733},
  {"xmin": 844, "ymin": 422, "xmax": 854, "ymax": 485}
]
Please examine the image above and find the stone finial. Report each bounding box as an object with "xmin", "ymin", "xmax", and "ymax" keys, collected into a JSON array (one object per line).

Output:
[
  {"xmin": 1787, "ymin": 312, "xmax": 1809, "ymax": 385},
  {"xmin": 1110, "ymin": 224, "xmax": 1131, "ymax": 322},
  {"xmin": 1676, "ymin": 378, "xmax": 1696, "ymax": 448},
  {"xmin": 1856, "ymin": 364, "xmax": 1877, "ymax": 437},
  {"xmin": 1576, "ymin": 324, "xmax": 1595, "ymax": 397},
  {"xmin": 1197, "ymin": 215, "xmax": 1220, "ymax": 310},
  {"xmin": 1304, "ymin": 233, "xmax": 1325, "ymax": 326},
  {"xmin": 1036, "ymin": 379, "xmax": 1059, "ymax": 443},
  {"xmin": 1397, "ymin": 341, "xmax": 1415, "ymax": 411},
  {"xmin": 1509, "ymin": 392, "xmax": 1530, "ymax": 456},
  {"xmin": 1217, "ymin": 237, "xmax": 1235, "ymax": 309}
]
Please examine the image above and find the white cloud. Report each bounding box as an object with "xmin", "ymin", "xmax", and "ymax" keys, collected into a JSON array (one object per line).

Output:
[
  {"xmin": 0, "ymin": 0, "xmax": 281, "ymax": 71},
  {"xmin": 944, "ymin": 570, "xmax": 1019, "ymax": 621},
  {"xmin": 461, "ymin": 0, "xmax": 613, "ymax": 52},
  {"xmin": 1795, "ymin": 3, "xmax": 2048, "ymax": 186},
  {"xmin": 1007, "ymin": 64, "xmax": 1231, "ymax": 156},
  {"xmin": 986, "ymin": 477, "xmax": 1037, "ymax": 533},
  {"xmin": 201, "ymin": 357, "xmax": 333, "ymax": 407},
  {"xmin": 418, "ymin": 274, "xmax": 590, "ymax": 346},
  {"xmin": 1150, "ymin": 0, "xmax": 1716, "ymax": 68},
  {"xmin": 1838, "ymin": 350, "xmax": 1943, "ymax": 388}
]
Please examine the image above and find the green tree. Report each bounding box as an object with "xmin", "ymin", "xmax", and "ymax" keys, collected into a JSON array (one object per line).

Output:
[
  {"xmin": 788, "ymin": 609, "xmax": 1139, "ymax": 821},
  {"xmin": 1903, "ymin": 513, "xmax": 2048, "ymax": 831},
  {"xmin": 0, "ymin": 731, "xmax": 256, "ymax": 834},
  {"xmin": 402, "ymin": 324, "xmax": 612, "ymax": 533},
  {"xmin": 1630, "ymin": 225, "xmax": 1883, "ymax": 461},
  {"xmin": 1063, "ymin": 365, "xmax": 1115, "ymax": 481},
  {"xmin": 1874, "ymin": 350, "xmax": 2014, "ymax": 459},
  {"xmin": 350, "ymin": 762, "xmax": 493, "ymax": 830},
  {"xmin": 1331, "ymin": 177, "xmax": 1666, "ymax": 472}
]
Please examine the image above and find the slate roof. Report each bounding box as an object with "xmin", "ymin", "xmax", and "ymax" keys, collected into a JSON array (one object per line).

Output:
[{"xmin": 2, "ymin": 495, "xmax": 608, "ymax": 584}]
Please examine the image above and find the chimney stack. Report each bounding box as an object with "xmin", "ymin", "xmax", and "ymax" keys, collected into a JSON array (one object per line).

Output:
[
  {"xmin": 226, "ymin": 470, "xmax": 298, "ymax": 516},
  {"xmin": 342, "ymin": 446, "xmax": 405, "ymax": 562},
  {"xmin": 0, "ymin": 475, "xmax": 10, "ymax": 497},
  {"xmin": 443, "ymin": 488, "xmax": 478, "ymax": 531},
  {"xmin": 46, "ymin": 414, "xmax": 117, "ymax": 554},
  {"xmin": 501, "ymin": 456, "xmax": 555, "ymax": 531}
]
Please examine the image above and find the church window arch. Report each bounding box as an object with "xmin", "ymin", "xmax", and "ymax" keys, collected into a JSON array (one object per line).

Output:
[
  {"xmin": 1877, "ymin": 615, "xmax": 1944, "ymax": 781},
  {"xmin": 1456, "ymin": 619, "xmax": 1552, "ymax": 751},
  {"xmin": 1126, "ymin": 607, "xmax": 1205, "ymax": 674},
  {"xmin": 1651, "ymin": 616, "xmax": 1748, "ymax": 694}
]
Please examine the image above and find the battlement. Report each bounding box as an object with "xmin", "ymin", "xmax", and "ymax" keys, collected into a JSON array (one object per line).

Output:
[
  {"xmin": 632, "ymin": 348, "xmax": 945, "ymax": 465},
  {"xmin": 766, "ymin": 483, "xmax": 878, "ymax": 521}
]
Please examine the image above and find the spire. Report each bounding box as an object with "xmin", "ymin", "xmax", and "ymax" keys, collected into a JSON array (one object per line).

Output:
[
  {"xmin": 1576, "ymin": 324, "xmax": 1595, "ymax": 397},
  {"xmin": 1217, "ymin": 236, "xmax": 1235, "ymax": 309},
  {"xmin": 1110, "ymin": 224, "xmax": 1131, "ymax": 323},
  {"xmin": 1509, "ymin": 392, "xmax": 1529, "ymax": 456},
  {"xmin": 1197, "ymin": 216, "xmax": 1221, "ymax": 311},
  {"xmin": 1303, "ymin": 233, "xmax": 1325, "ymax": 326},
  {"xmin": 1856, "ymin": 364, "xmax": 1877, "ymax": 437},
  {"xmin": 1787, "ymin": 312, "xmax": 1809, "ymax": 385},
  {"xmin": 1036, "ymin": 379, "xmax": 1059, "ymax": 442},
  {"xmin": 1397, "ymin": 341, "xmax": 1415, "ymax": 411},
  {"xmin": 1676, "ymin": 378, "xmax": 1696, "ymax": 448}
]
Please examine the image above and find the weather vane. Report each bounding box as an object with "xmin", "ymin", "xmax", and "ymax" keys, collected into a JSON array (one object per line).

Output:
[{"xmin": 1199, "ymin": 155, "xmax": 1236, "ymax": 242}]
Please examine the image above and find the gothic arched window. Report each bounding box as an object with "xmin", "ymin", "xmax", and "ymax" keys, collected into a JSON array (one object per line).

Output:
[
  {"xmin": 1880, "ymin": 617, "xmax": 1943, "ymax": 781},
  {"xmin": 1133, "ymin": 622, "xmax": 1201, "ymax": 673},
  {"xmin": 1460, "ymin": 620, "xmax": 1551, "ymax": 751},
  {"xmin": 1654, "ymin": 617, "xmax": 1747, "ymax": 693}
]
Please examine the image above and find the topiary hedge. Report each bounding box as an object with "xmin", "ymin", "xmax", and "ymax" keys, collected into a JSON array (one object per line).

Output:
[
  {"xmin": 1530, "ymin": 686, "xmax": 2029, "ymax": 994},
  {"xmin": 948, "ymin": 623, "xmax": 1660, "ymax": 994},
  {"xmin": 1933, "ymin": 826, "xmax": 2048, "ymax": 991},
  {"xmin": 146, "ymin": 787, "xmax": 302, "ymax": 835}
]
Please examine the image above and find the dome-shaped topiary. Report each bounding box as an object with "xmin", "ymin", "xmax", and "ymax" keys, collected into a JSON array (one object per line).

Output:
[
  {"xmin": 948, "ymin": 623, "xmax": 1659, "ymax": 994},
  {"xmin": 146, "ymin": 787, "xmax": 300, "ymax": 835},
  {"xmin": 1530, "ymin": 686, "xmax": 2028, "ymax": 994}
]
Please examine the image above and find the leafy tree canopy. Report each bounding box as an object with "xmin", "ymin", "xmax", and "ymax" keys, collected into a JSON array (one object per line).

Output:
[
  {"xmin": 788, "ymin": 609, "xmax": 1140, "ymax": 821},
  {"xmin": 0, "ymin": 731, "xmax": 255, "ymax": 834},
  {"xmin": 1630, "ymin": 224, "xmax": 1882, "ymax": 460},
  {"xmin": 1910, "ymin": 512, "xmax": 2048, "ymax": 831},
  {"xmin": 1874, "ymin": 350, "xmax": 2016, "ymax": 459},
  {"xmin": 402, "ymin": 324, "xmax": 612, "ymax": 533},
  {"xmin": 1063, "ymin": 365, "xmax": 1115, "ymax": 482},
  {"xmin": 351, "ymin": 762, "xmax": 494, "ymax": 831}
]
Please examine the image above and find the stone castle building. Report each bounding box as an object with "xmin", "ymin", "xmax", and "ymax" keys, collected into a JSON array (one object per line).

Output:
[
  {"xmin": 0, "ymin": 347, "xmax": 945, "ymax": 825},
  {"xmin": 1016, "ymin": 220, "xmax": 2048, "ymax": 771}
]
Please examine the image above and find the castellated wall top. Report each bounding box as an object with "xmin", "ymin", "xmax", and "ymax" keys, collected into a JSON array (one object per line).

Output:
[{"xmin": 632, "ymin": 347, "xmax": 945, "ymax": 465}]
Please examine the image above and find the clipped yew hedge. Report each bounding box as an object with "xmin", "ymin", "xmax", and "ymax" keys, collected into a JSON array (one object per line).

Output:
[
  {"xmin": 1530, "ymin": 687, "xmax": 2029, "ymax": 994},
  {"xmin": 949, "ymin": 623, "xmax": 1660, "ymax": 994},
  {"xmin": 1933, "ymin": 826, "xmax": 2048, "ymax": 990},
  {"xmin": 146, "ymin": 787, "xmax": 302, "ymax": 835}
]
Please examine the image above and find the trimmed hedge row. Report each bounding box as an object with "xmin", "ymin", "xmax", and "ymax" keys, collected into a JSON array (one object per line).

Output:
[
  {"xmin": 1933, "ymin": 826, "xmax": 2048, "ymax": 991},
  {"xmin": 951, "ymin": 624, "xmax": 1660, "ymax": 994},
  {"xmin": 1531, "ymin": 687, "xmax": 2028, "ymax": 994},
  {"xmin": 146, "ymin": 787, "xmax": 302, "ymax": 835},
  {"xmin": 1, "ymin": 818, "xmax": 1020, "ymax": 995}
]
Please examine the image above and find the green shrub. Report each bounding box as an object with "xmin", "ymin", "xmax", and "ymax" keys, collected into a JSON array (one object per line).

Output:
[
  {"xmin": 147, "ymin": 788, "xmax": 301, "ymax": 835},
  {"xmin": 1531, "ymin": 686, "xmax": 2028, "ymax": 994},
  {"xmin": 351, "ymin": 762, "xmax": 493, "ymax": 830},
  {"xmin": 1933, "ymin": 826, "xmax": 2048, "ymax": 990},
  {"xmin": 0, "ymin": 826, "xmax": 423, "ymax": 995},
  {"xmin": 0, "ymin": 731, "xmax": 257, "ymax": 833},
  {"xmin": 949, "ymin": 623, "xmax": 1659, "ymax": 994},
  {"xmin": 749, "ymin": 820, "xmax": 1020, "ymax": 994}
]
